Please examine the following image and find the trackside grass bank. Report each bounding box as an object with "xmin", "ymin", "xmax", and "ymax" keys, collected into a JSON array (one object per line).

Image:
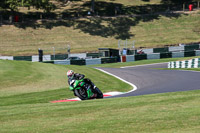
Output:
[
  {"xmin": 0, "ymin": 59, "xmax": 131, "ymax": 97},
  {"xmin": 1, "ymin": 12, "xmax": 200, "ymax": 55},
  {"xmin": 1, "ymin": 58, "xmax": 200, "ymax": 132},
  {"xmin": 0, "ymin": 90, "xmax": 200, "ymax": 132}
]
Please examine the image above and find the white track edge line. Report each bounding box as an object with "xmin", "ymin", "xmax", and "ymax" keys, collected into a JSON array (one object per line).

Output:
[
  {"xmin": 177, "ymin": 70, "xmax": 200, "ymax": 73},
  {"xmin": 95, "ymin": 68, "xmax": 137, "ymax": 96},
  {"xmin": 120, "ymin": 62, "xmax": 168, "ymax": 68}
]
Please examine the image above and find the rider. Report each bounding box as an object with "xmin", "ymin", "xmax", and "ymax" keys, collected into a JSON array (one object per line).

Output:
[{"xmin": 67, "ymin": 70, "xmax": 97, "ymax": 95}]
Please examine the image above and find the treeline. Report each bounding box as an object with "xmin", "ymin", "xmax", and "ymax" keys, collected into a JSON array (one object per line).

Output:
[
  {"xmin": 0, "ymin": 0, "xmax": 55, "ymax": 12},
  {"xmin": 0, "ymin": 0, "xmax": 199, "ymax": 13}
]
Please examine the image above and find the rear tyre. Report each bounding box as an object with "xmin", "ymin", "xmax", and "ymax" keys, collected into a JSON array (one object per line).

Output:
[{"xmin": 74, "ymin": 88, "xmax": 88, "ymax": 100}]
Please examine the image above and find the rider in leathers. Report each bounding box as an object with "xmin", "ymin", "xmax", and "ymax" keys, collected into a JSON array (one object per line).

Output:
[{"xmin": 67, "ymin": 70, "xmax": 96, "ymax": 96}]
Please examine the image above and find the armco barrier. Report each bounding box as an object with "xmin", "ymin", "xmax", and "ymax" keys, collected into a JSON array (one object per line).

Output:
[
  {"xmin": 0, "ymin": 56, "xmax": 13, "ymax": 60},
  {"xmin": 160, "ymin": 52, "xmax": 172, "ymax": 58},
  {"xmin": 184, "ymin": 44, "xmax": 199, "ymax": 51},
  {"xmin": 184, "ymin": 51, "xmax": 196, "ymax": 57},
  {"xmin": 126, "ymin": 55, "xmax": 135, "ymax": 62},
  {"xmin": 135, "ymin": 54, "xmax": 147, "ymax": 61},
  {"xmin": 196, "ymin": 50, "xmax": 200, "ymax": 56},
  {"xmin": 54, "ymin": 60, "xmax": 70, "ymax": 65},
  {"xmin": 153, "ymin": 47, "xmax": 169, "ymax": 53},
  {"xmin": 101, "ymin": 57, "xmax": 118, "ymax": 64},
  {"xmin": 13, "ymin": 56, "xmax": 32, "ymax": 61},
  {"xmin": 51, "ymin": 54, "xmax": 68, "ymax": 60},
  {"xmin": 86, "ymin": 53, "xmax": 100, "ymax": 58},
  {"xmin": 33, "ymin": 55, "xmax": 51, "ymax": 62},
  {"xmin": 172, "ymin": 51, "xmax": 184, "ymax": 58},
  {"xmin": 85, "ymin": 58, "xmax": 101, "ymax": 65},
  {"xmin": 169, "ymin": 46, "xmax": 184, "ymax": 52},
  {"xmin": 43, "ymin": 55, "xmax": 51, "ymax": 62},
  {"xmin": 143, "ymin": 48, "xmax": 153, "ymax": 54},
  {"xmin": 32, "ymin": 55, "xmax": 39, "ymax": 62},
  {"xmin": 1, "ymin": 43, "xmax": 200, "ymax": 65},
  {"xmin": 70, "ymin": 59, "xmax": 86, "ymax": 65},
  {"xmin": 147, "ymin": 53, "xmax": 160, "ymax": 60},
  {"xmin": 69, "ymin": 53, "xmax": 86, "ymax": 59}
]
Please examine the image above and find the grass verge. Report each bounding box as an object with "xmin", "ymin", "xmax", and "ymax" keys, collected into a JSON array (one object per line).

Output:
[
  {"xmin": 0, "ymin": 90, "xmax": 200, "ymax": 133},
  {"xmin": 1, "ymin": 57, "xmax": 200, "ymax": 132},
  {"xmin": 0, "ymin": 59, "xmax": 131, "ymax": 97}
]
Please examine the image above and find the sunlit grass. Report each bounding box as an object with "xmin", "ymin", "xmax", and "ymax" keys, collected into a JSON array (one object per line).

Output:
[
  {"xmin": 0, "ymin": 60, "xmax": 131, "ymax": 97},
  {"xmin": 0, "ymin": 90, "xmax": 200, "ymax": 132},
  {"xmin": 0, "ymin": 13, "xmax": 200, "ymax": 55}
]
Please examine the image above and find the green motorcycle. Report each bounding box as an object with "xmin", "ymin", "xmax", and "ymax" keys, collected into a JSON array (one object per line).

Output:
[{"xmin": 69, "ymin": 79, "xmax": 103, "ymax": 100}]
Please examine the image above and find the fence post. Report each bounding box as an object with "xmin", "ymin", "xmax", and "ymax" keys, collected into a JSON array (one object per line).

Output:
[
  {"xmin": 52, "ymin": 47, "xmax": 55, "ymax": 60},
  {"xmin": 38, "ymin": 48, "xmax": 43, "ymax": 62},
  {"xmin": 183, "ymin": 3, "xmax": 185, "ymax": 11},
  {"xmin": 9, "ymin": 15, "xmax": 13, "ymax": 23},
  {"xmin": 0, "ymin": 15, "xmax": 2, "ymax": 25}
]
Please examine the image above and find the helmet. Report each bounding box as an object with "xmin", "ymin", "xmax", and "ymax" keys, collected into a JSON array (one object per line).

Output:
[{"xmin": 67, "ymin": 70, "xmax": 74, "ymax": 79}]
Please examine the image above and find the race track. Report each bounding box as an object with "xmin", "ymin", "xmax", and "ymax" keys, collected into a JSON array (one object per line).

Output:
[{"xmin": 98, "ymin": 63, "xmax": 200, "ymax": 98}]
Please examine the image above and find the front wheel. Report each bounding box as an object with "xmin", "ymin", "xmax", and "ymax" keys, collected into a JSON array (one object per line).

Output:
[
  {"xmin": 94, "ymin": 87, "xmax": 103, "ymax": 99},
  {"xmin": 74, "ymin": 88, "xmax": 88, "ymax": 100}
]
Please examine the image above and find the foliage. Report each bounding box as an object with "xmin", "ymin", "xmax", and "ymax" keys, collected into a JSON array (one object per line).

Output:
[
  {"xmin": 0, "ymin": 0, "xmax": 56, "ymax": 12},
  {"xmin": 161, "ymin": 0, "xmax": 191, "ymax": 5}
]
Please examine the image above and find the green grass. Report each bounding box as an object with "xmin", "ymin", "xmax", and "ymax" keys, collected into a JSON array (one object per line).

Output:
[
  {"xmin": 1, "ymin": 12, "xmax": 200, "ymax": 55},
  {"xmin": 0, "ymin": 59, "xmax": 131, "ymax": 97},
  {"xmin": 0, "ymin": 90, "xmax": 200, "ymax": 133},
  {"xmin": 0, "ymin": 60, "xmax": 67, "ymax": 96},
  {"xmin": 1, "ymin": 58, "xmax": 200, "ymax": 132}
]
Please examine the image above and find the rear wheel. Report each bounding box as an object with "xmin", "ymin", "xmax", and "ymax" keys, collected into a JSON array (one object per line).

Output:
[{"xmin": 74, "ymin": 88, "xmax": 88, "ymax": 100}]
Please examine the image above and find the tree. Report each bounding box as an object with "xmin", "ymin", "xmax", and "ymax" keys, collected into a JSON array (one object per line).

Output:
[
  {"xmin": 161, "ymin": 0, "xmax": 192, "ymax": 5},
  {"xmin": 161, "ymin": 0, "xmax": 197, "ymax": 11},
  {"xmin": 0, "ymin": 0, "xmax": 55, "ymax": 12},
  {"xmin": 194, "ymin": 0, "xmax": 200, "ymax": 8},
  {"xmin": 91, "ymin": 0, "xmax": 95, "ymax": 13},
  {"xmin": 5, "ymin": 0, "xmax": 19, "ymax": 12}
]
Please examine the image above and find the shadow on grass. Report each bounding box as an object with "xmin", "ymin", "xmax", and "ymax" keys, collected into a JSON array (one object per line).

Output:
[{"xmin": 0, "ymin": 1, "xmax": 184, "ymax": 40}]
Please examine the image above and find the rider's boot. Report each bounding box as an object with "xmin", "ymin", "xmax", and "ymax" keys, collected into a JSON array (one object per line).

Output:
[
  {"xmin": 89, "ymin": 80, "xmax": 97, "ymax": 90},
  {"xmin": 93, "ymin": 85, "xmax": 97, "ymax": 89},
  {"xmin": 85, "ymin": 78, "xmax": 96, "ymax": 90}
]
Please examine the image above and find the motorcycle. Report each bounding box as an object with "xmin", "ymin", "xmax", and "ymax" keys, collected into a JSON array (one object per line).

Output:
[{"xmin": 69, "ymin": 79, "xmax": 103, "ymax": 100}]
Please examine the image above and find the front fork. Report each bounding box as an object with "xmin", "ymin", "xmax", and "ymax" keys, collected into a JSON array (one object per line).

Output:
[
  {"xmin": 87, "ymin": 89, "xmax": 94, "ymax": 98},
  {"xmin": 85, "ymin": 84, "xmax": 95, "ymax": 99}
]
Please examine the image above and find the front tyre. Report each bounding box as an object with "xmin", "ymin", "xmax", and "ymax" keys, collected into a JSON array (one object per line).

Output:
[
  {"xmin": 74, "ymin": 88, "xmax": 88, "ymax": 100},
  {"xmin": 94, "ymin": 87, "xmax": 103, "ymax": 99}
]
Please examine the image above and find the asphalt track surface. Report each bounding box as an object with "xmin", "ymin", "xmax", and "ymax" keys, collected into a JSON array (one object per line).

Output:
[{"xmin": 98, "ymin": 63, "xmax": 200, "ymax": 98}]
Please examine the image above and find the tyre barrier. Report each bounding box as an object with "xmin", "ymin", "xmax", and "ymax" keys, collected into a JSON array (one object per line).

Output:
[
  {"xmin": 168, "ymin": 58, "xmax": 200, "ymax": 68},
  {"xmin": 0, "ymin": 43, "xmax": 200, "ymax": 65}
]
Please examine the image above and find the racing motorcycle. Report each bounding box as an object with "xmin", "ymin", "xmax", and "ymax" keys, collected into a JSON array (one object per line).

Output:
[{"xmin": 69, "ymin": 79, "xmax": 103, "ymax": 100}]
